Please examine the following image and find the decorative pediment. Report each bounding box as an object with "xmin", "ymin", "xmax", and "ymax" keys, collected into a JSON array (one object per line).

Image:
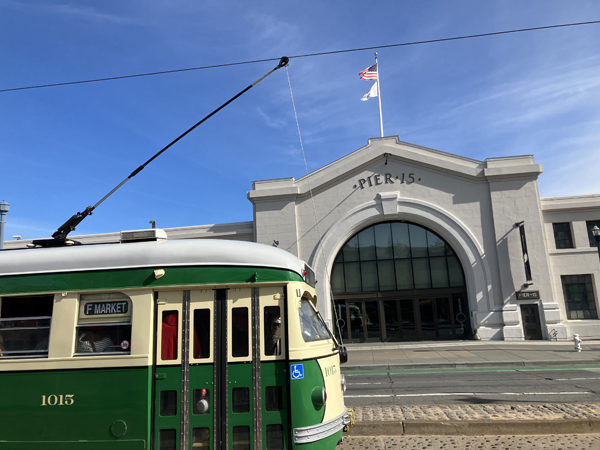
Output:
[{"xmin": 248, "ymin": 136, "xmax": 542, "ymax": 200}]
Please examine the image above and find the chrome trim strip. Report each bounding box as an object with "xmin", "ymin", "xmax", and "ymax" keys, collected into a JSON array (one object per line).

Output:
[{"xmin": 293, "ymin": 408, "xmax": 350, "ymax": 444}]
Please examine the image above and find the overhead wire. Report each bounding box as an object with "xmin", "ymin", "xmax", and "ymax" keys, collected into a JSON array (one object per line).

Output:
[
  {"xmin": 285, "ymin": 65, "xmax": 346, "ymax": 346},
  {"xmin": 1, "ymin": 20, "xmax": 599, "ymax": 93}
]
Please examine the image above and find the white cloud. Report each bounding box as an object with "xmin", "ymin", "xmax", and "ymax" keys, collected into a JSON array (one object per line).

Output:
[{"xmin": 0, "ymin": 0, "xmax": 140, "ymax": 24}]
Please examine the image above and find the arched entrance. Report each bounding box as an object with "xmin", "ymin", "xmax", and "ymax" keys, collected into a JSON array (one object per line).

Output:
[{"xmin": 331, "ymin": 221, "xmax": 470, "ymax": 342}]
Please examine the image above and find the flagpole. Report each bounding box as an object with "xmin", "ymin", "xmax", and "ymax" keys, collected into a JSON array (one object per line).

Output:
[{"xmin": 375, "ymin": 52, "xmax": 384, "ymax": 137}]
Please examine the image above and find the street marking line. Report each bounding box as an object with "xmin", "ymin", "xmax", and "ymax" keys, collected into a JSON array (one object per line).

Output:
[
  {"xmin": 345, "ymin": 391, "xmax": 587, "ymax": 398},
  {"xmin": 343, "ymin": 365, "xmax": 600, "ymax": 376},
  {"xmin": 554, "ymin": 377, "xmax": 600, "ymax": 381}
]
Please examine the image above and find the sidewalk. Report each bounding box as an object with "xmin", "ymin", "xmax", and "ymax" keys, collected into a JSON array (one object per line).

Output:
[
  {"xmin": 346, "ymin": 402, "xmax": 600, "ymax": 436},
  {"xmin": 339, "ymin": 339, "xmax": 600, "ymax": 438},
  {"xmin": 342, "ymin": 339, "xmax": 600, "ymax": 371}
]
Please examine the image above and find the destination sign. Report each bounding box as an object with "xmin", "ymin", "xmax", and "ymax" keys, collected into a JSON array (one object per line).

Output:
[
  {"xmin": 517, "ymin": 291, "xmax": 540, "ymax": 300},
  {"xmin": 84, "ymin": 301, "xmax": 129, "ymax": 316}
]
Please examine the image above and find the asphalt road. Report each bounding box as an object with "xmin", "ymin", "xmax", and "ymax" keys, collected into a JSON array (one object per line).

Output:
[{"xmin": 344, "ymin": 366, "xmax": 600, "ymax": 406}]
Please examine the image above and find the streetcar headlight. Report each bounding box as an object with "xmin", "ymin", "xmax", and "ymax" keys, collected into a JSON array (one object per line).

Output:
[
  {"xmin": 341, "ymin": 374, "xmax": 347, "ymax": 393},
  {"xmin": 311, "ymin": 387, "xmax": 327, "ymax": 407}
]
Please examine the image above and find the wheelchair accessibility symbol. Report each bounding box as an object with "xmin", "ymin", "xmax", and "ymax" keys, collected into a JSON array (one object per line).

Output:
[{"xmin": 290, "ymin": 364, "xmax": 304, "ymax": 380}]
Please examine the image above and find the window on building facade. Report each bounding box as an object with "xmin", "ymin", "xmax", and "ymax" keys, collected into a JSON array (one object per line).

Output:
[
  {"xmin": 552, "ymin": 223, "xmax": 573, "ymax": 249},
  {"xmin": 586, "ymin": 221, "xmax": 600, "ymax": 248},
  {"xmin": 561, "ymin": 275, "xmax": 598, "ymax": 320},
  {"xmin": 331, "ymin": 222, "xmax": 465, "ymax": 294}
]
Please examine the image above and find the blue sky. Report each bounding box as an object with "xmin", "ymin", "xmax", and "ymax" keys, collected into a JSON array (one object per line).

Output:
[{"xmin": 1, "ymin": 1, "xmax": 600, "ymax": 240}]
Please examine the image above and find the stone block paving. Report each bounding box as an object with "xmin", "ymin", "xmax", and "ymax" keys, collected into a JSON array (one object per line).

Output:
[
  {"xmin": 337, "ymin": 434, "xmax": 600, "ymax": 450},
  {"xmin": 352, "ymin": 402, "xmax": 600, "ymax": 422}
]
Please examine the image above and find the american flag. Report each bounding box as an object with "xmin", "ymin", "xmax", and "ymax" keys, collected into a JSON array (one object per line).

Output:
[{"xmin": 359, "ymin": 63, "xmax": 378, "ymax": 81}]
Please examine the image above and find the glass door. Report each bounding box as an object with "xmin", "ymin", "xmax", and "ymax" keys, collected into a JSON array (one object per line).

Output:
[
  {"xmin": 418, "ymin": 298, "xmax": 436, "ymax": 339},
  {"xmin": 347, "ymin": 301, "xmax": 365, "ymax": 343},
  {"xmin": 364, "ymin": 301, "xmax": 381, "ymax": 342},
  {"xmin": 435, "ymin": 297, "xmax": 453, "ymax": 338},
  {"xmin": 399, "ymin": 299, "xmax": 417, "ymax": 341}
]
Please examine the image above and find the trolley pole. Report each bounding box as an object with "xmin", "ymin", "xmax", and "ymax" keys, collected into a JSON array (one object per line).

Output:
[{"xmin": 0, "ymin": 200, "xmax": 9, "ymax": 250}]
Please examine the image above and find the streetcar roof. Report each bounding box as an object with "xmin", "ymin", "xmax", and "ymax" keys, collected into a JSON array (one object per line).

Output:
[{"xmin": 0, "ymin": 239, "xmax": 308, "ymax": 278}]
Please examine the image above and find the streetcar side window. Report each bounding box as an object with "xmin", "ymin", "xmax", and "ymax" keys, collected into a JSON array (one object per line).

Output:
[
  {"xmin": 231, "ymin": 307, "xmax": 249, "ymax": 357},
  {"xmin": 160, "ymin": 391, "xmax": 177, "ymax": 416},
  {"xmin": 232, "ymin": 426, "xmax": 250, "ymax": 450},
  {"xmin": 265, "ymin": 386, "xmax": 283, "ymax": 411},
  {"xmin": 192, "ymin": 428, "xmax": 210, "ymax": 448},
  {"xmin": 159, "ymin": 429, "xmax": 176, "ymax": 450},
  {"xmin": 193, "ymin": 308, "xmax": 210, "ymax": 359},
  {"xmin": 193, "ymin": 389, "xmax": 210, "ymax": 414},
  {"xmin": 0, "ymin": 295, "xmax": 53, "ymax": 359},
  {"xmin": 298, "ymin": 298, "xmax": 332, "ymax": 342},
  {"xmin": 161, "ymin": 311, "xmax": 179, "ymax": 361},
  {"xmin": 264, "ymin": 306, "xmax": 281, "ymax": 356},
  {"xmin": 75, "ymin": 292, "xmax": 132, "ymax": 356},
  {"xmin": 266, "ymin": 424, "xmax": 284, "ymax": 450}
]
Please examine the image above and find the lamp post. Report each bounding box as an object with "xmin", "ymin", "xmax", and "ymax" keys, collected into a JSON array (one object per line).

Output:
[
  {"xmin": 592, "ymin": 225, "xmax": 600, "ymax": 263},
  {"xmin": 0, "ymin": 200, "xmax": 9, "ymax": 250}
]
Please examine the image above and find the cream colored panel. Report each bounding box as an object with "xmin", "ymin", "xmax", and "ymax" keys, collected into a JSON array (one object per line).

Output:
[
  {"xmin": 48, "ymin": 292, "xmax": 78, "ymax": 359},
  {"xmin": 318, "ymin": 354, "xmax": 346, "ymax": 422},
  {"xmin": 0, "ymin": 355, "xmax": 151, "ymax": 372},
  {"xmin": 287, "ymin": 282, "xmax": 335, "ymax": 361},
  {"xmin": 228, "ymin": 287, "xmax": 252, "ymax": 362},
  {"xmin": 156, "ymin": 291, "xmax": 183, "ymax": 366},
  {"xmin": 190, "ymin": 289, "xmax": 214, "ymax": 364},
  {"xmin": 260, "ymin": 286, "xmax": 285, "ymax": 361},
  {"xmin": 128, "ymin": 290, "xmax": 154, "ymax": 360}
]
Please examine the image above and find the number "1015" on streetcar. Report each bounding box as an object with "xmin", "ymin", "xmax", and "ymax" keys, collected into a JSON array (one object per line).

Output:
[{"xmin": 0, "ymin": 229, "xmax": 352, "ymax": 450}]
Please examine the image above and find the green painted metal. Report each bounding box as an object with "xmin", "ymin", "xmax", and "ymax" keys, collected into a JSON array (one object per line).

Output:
[
  {"xmin": 0, "ymin": 367, "xmax": 150, "ymax": 448},
  {"xmin": 228, "ymin": 362, "xmax": 254, "ymax": 450},
  {"xmin": 189, "ymin": 364, "xmax": 214, "ymax": 448},
  {"xmin": 0, "ymin": 266, "xmax": 303, "ymax": 296},
  {"xmin": 261, "ymin": 361, "xmax": 289, "ymax": 450},
  {"xmin": 288, "ymin": 359, "xmax": 325, "ymax": 431},
  {"xmin": 0, "ymin": 440, "xmax": 147, "ymax": 449},
  {"xmin": 154, "ymin": 365, "xmax": 182, "ymax": 449}
]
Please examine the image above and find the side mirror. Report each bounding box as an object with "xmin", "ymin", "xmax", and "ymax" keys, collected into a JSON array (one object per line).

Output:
[{"xmin": 339, "ymin": 346, "xmax": 348, "ymax": 364}]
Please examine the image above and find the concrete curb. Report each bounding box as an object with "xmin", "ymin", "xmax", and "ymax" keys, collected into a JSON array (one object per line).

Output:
[
  {"xmin": 342, "ymin": 359, "xmax": 600, "ymax": 372},
  {"xmin": 347, "ymin": 419, "xmax": 600, "ymax": 436}
]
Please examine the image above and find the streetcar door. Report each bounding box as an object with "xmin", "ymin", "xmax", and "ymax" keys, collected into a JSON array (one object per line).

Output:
[
  {"xmin": 225, "ymin": 287, "xmax": 288, "ymax": 450},
  {"xmin": 154, "ymin": 290, "xmax": 215, "ymax": 450},
  {"xmin": 154, "ymin": 291, "xmax": 185, "ymax": 450},
  {"xmin": 153, "ymin": 287, "xmax": 287, "ymax": 450}
]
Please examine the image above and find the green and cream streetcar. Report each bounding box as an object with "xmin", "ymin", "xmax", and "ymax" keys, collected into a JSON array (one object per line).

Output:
[{"xmin": 0, "ymin": 229, "xmax": 351, "ymax": 450}]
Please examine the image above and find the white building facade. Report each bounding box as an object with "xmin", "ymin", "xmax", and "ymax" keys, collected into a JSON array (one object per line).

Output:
[
  {"xmin": 7, "ymin": 137, "xmax": 600, "ymax": 342},
  {"xmin": 247, "ymin": 137, "xmax": 600, "ymax": 342}
]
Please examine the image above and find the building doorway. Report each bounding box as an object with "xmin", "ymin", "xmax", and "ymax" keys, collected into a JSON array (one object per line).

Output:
[
  {"xmin": 520, "ymin": 304, "xmax": 543, "ymax": 340},
  {"xmin": 331, "ymin": 221, "xmax": 470, "ymax": 342},
  {"xmin": 334, "ymin": 291, "xmax": 469, "ymax": 342}
]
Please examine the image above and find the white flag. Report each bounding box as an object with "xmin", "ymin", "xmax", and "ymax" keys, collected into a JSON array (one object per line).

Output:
[{"xmin": 361, "ymin": 82, "xmax": 378, "ymax": 101}]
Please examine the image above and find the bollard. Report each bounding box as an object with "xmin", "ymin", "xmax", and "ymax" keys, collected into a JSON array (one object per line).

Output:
[{"xmin": 573, "ymin": 334, "xmax": 582, "ymax": 352}]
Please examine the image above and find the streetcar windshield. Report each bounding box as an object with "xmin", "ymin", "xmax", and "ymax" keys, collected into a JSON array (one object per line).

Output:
[{"xmin": 298, "ymin": 299, "xmax": 332, "ymax": 342}]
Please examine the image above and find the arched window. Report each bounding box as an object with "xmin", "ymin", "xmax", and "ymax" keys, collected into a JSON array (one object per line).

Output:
[{"xmin": 331, "ymin": 222, "xmax": 465, "ymax": 294}]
